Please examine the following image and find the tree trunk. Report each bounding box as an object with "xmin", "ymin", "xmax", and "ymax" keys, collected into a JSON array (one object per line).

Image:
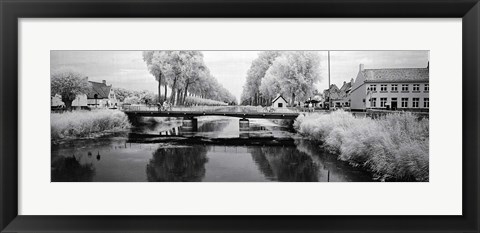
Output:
[
  {"xmin": 179, "ymin": 90, "xmax": 184, "ymax": 105},
  {"xmin": 170, "ymin": 77, "xmax": 177, "ymax": 104},
  {"xmin": 164, "ymin": 84, "xmax": 168, "ymax": 103},
  {"xmin": 158, "ymin": 74, "xmax": 162, "ymax": 103},
  {"xmin": 62, "ymin": 97, "xmax": 73, "ymax": 111},
  {"xmin": 183, "ymin": 83, "xmax": 190, "ymax": 105},
  {"xmin": 176, "ymin": 90, "xmax": 181, "ymax": 106}
]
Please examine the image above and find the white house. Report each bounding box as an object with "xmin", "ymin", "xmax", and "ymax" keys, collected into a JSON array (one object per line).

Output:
[
  {"xmin": 51, "ymin": 79, "xmax": 118, "ymax": 110},
  {"xmin": 350, "ymin": 63, "xmax": 429, "ymax": 111},
  {"xmin": 51, "ymin": 94, "xmax": 87, "ymax": 109},
  {"xmin": 86, "ymin": 80, "xmax": 118, "ymax": 108},
  {"xmin": 271, "ymin": 95, "xmax": 288, "ymax": 108}
]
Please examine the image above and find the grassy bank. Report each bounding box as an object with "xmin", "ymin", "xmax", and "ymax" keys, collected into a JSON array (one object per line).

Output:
[
  {"xmin": 185, "ymin": 96, "xmax": 228, "ymax": 106},
  {"xmin": 51, "ymin": 110, "xmax": 131, "ymax": 141},
  {"xmin": 294, "ymin": 110, "xmax": 429, "ymax": 181}
]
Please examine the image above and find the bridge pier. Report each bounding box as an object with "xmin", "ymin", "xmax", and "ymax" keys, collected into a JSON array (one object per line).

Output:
[
  {"xmin": 239, "ymin": 118, "xmax": 249, "ymax": 131},
  {"xmin": 126, "ymin": 113, "xmax": 140, "ymax": 126},
  {"xmin": 239, "ymin": 132, "xmax": 250, "ymax": 139},
  {"xmin": 181, "ymin": 117, "xmax": 198, "ymax": 132}
]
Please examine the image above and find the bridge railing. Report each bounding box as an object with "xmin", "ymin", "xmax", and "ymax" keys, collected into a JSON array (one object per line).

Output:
[
  {"xmin": 123, "ymin": 104, "xmax": 234, "ymax": 112},
  {"xmin": 122, "ymin": 104, "xmax": 301, "ymax": 114}
]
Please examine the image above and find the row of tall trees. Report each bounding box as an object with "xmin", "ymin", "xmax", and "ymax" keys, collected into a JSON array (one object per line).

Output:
[
  {"xmin": 240, "ymin": 51, "xmax": 281, "ymax": 106},
  {"xmin": 143, "ymin": 51, "xmax": 236, "ymax": 106},
  {"xmin": 240, "ymin": 51, "xmax": 322, "ymax": 106}
]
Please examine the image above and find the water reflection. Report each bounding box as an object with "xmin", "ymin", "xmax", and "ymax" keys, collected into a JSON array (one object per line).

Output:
[
  {"xmin": 51, "ymin": 155, "xmax": 95, "ymax": 182},
  {"xmin": 51, "ymin": 117, "xmax": 374, "ymax": 182},
  {"xmin": 294, "ymin": 140, "xmax": 374, "ymax": 182},
  {"xmin": 250, "ymin": 146, "xmax": 319, "ymax": 182},
  {"xmin": 146, "ymin": 145, "xmax": 208, "ymax": 182}
]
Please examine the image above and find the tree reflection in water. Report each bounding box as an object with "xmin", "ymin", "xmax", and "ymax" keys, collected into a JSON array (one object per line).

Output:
[
  {"xmin": 250, "ymin": 146, "xmax": 320, "ymax": 182},
  {"xmin": 294, "ymin": 140, "xmax": 374, "ymax": 182},
  {"xmin": 51, "ymin": 155, "xmax": 95, "ymax": 182},
  {"xmin": 146, "ymin": 145, "xmax": 208, "ymax": 182}
]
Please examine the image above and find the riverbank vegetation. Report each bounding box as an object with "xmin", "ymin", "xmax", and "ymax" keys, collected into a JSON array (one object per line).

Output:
[
  {"xmin": 51, "ymin": 110, "xmax": 131, "ymax": 141},
  {"xmin": 294, "ymin": 110, "xmax": 429, "ymax": 181}
]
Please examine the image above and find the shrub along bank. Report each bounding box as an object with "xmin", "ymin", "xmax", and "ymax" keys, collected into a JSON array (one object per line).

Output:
[
  {"xmin": 51, "ymin": 110, "xmax": 131, "ymax": 142},
  {"xmin": 294, "ymin": 110, "xmax": 429, "ymax": 181}
]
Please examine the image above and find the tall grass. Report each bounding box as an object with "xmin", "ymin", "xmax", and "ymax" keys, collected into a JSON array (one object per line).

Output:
[
  {"xmin": 185, "ymin": 96, "xmax": 228, "ymax": 106},
  {"xmin": 51, "ymin": 110, "xmax": 131, "ymax": 141},
  {"xmin": 294, "ymin": 110, "xmax": 429, "ymax": 181}
]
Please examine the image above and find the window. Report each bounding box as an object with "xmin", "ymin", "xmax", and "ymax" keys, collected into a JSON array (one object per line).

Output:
[
  {"xmin": 278, "ymin": 103, "xmax": 283, "ymax": 108},
  {"xmin": 401, "ymin": 98, "xmax": 408, "ymax": 108},
  {"xmin": 424, "ymin": 98, "xmax": 429, "ymax": 108},
  {"xmin": 391, "ymin": 84, "xmax": 398, "ymax": 91},
  {"xmin": 369, "ymin": 85, "xmax": 377, "ymax": 92},
  {"xmin": 380, "ymin": 98, "xmax": 387, "ymax": 108},
  {"xmin": 424, "ymin": 84, "xmax": 429, "ymax": 92},
  {"xmin": 402, "ymin": 84, "xmax": 409, "ymax": 91},
  {"xmin": 380, "ymin": 84, "xmax": 388, "ymax": 92},
  {"xmin": 371, "ymin": 98, "xmax": 377, "ymax": 107},
  {"xmin": 413, "ymin": 84, "xmax": 420, "ymax": 91},
  {"xmin": 412, "ymin": 98, "xmax": 419, "ymax": 108}
]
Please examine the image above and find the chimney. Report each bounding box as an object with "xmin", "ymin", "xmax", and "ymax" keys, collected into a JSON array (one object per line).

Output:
[
  {"xmin": 359, "ymin": 64, "xmax": 365, "ymax": 72},
  {"xmin": 102, "ymin": 80, "xmax": 106, "ymax": 84}
]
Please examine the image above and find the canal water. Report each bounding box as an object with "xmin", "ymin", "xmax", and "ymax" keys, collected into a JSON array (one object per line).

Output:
[{"xmin": 51, "ymin": 117, "xmax": 374, "ymax": 182}]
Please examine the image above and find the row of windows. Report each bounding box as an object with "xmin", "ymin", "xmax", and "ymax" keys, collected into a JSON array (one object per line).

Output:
[
  {"xmin": 368, "ymin": 84, "xmax": 429, "ymax": 92},
  {"xmin": 370, "ymin": 97, "xmax": 429, "ymax": 108}
]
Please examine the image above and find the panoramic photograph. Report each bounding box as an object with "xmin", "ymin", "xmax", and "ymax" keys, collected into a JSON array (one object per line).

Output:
[{"xmin": 50, "ymin": 50, "xmax": 429, "ymax": 182}]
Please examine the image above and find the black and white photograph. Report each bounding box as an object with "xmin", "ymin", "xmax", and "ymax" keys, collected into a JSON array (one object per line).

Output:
[{"xmin": 50, "ymin": 50, "xmax": 429, "ymax": 182}]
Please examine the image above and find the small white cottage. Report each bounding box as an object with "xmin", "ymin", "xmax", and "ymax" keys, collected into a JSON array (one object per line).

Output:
[{"xmin": 271, "ymin": 95, "xmax": 288, "ymax": 108}]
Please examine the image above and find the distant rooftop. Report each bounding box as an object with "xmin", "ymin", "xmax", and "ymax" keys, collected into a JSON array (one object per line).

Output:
[
  {"xmin": 362, "ymin": 67, "xmax": 429, "ymax": 83},
  {"xmin": 87, "ymin": 81, "xmax": 111, "ymax": 99}
]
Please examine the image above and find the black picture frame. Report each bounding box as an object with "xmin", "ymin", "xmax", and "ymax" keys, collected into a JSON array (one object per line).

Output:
[{"xmin": 1, "ymin": 0, "xmax": 479, "ymax": 232}]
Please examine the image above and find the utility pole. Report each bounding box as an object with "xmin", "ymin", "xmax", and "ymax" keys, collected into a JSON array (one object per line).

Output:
[
  {"xmin": 328, "ymin": 51, "xmax": 331, "ymax": 109},
  {"xmin": 328, "ymin": 51, "xmax": 331, "ymax": 88}
]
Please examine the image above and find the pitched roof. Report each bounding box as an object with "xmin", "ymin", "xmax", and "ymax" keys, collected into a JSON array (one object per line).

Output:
[
  {"xmin": 87, "ymin": 81, "xmax": 111, "ymax": 99},
  {"xmin": 272, "ymin": 95, "xmax": 287, "ymax": 103},
  {"xmin": 339, "ymin": 82, "xmax": 352, "ymax": 94},
  {"xmin": 329, "ymin": 84, "xmax": 339, "ymax": 92},
  {"xmin": 325, "ymin": 82, "xmax": 351, "ymax": 100},
  {"xmin": 362, "ymin": 68, "xmax": 429, "ymax": 83}
]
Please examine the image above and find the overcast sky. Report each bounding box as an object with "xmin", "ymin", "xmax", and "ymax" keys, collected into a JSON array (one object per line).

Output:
[{"xmin": 51, "ymin": 50, "xmax": 429, "ymax": 102}]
